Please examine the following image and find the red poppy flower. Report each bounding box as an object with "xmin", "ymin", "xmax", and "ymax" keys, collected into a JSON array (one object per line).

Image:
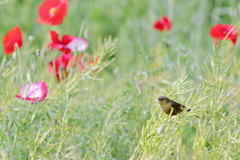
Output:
[
  {"xmin": 49, "ymin": 53, "xmax": 73, "ymax": 81},
  {"xmin": 37, "ymin": 0, "xmax": 69, "ymax": 25},
  {"xmin": 49, "ymin": 30, "xmax": 88, "ymax": 54},
  {"xmin": 16, "ymin": 81, "xmax": 48, "ymax": 104},
  {"xmin": 210, "ymin": 24, "xmax": 238, "ymax": 45},
  {"xmin": 2, "ymin": 26, "xmax": 23, "ymax": 55},
  {"xmin": 154, "ymin": 16, "xmax": 172, "ymax": 32},
  {"xmin": 49, "ymin": 53, "xmax": 102, "ymax": 81}
]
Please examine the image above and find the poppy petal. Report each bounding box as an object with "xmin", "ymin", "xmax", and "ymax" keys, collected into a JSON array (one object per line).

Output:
[
  {"xmin": 210, "ymin": 24, "xmax": 238, "ymax": 45},
  {"xmin": 37, "ymin": 0, "xmax": 69, "ymax": 25},
  {"xmin": 66, "ymin": 38, "xmax": 89, "ymax": 52},
  {"xmin": 49, "ymin": 30, "xmax": 88, "ymax": 53},
  {"xmin": 154, "ymin": 16, "xmax": 172, "ymax": 32},
  {"xmin": 50, "ymin": 30, "xmax": 60, "ymax": 43},
  {"xmin": 2, "ymin": 26, "xmax": 23, "ymax": 55},
  {"xmin": 16, "ymin": 81, "xmax": 48, "ymax": 103}
]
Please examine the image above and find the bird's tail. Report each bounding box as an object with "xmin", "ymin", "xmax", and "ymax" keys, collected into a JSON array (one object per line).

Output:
[
  {"xmin": 187, "ymin": 109, "xmax": 200, "ymax": 118},
  {"xmin": 195, "ymin": 115, "xmax": 201, "ymax": 118}
]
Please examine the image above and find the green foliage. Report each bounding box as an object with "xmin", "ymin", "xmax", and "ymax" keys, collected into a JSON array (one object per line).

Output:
[
  {"xmin": 131, "ymin": 42, "xmax": 240, "ymax": 159},
  {"xmin": 0, "ymin": 0, "xmax": 240, "ymax": 159}
]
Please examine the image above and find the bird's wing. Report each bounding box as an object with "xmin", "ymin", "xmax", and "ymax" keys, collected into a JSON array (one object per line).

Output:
[{"xmin": 170, "ymin": 101, "xmax": 186, "ymax": 110}]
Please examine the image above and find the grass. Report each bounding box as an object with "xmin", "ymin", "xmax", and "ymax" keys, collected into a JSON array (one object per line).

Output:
[{"xmin": 0, "ymin": 0, "xmax": 240, "ymax": 159}]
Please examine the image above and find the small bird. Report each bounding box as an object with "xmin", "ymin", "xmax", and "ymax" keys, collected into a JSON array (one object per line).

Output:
[{"xmin": 157, "ymin": 96, "xmax": 192, "ymax": 116}]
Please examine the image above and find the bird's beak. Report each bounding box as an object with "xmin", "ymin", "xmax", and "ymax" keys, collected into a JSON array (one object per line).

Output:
[{"xmin": 156, "ymin": 99, "xmax": 160, "ymax": 103}]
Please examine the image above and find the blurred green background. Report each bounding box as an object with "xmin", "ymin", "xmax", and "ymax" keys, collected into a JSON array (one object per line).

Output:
[
  {"xmin": 0, "ymin": 0, "xmax": 239, "ymax": 159},
  {"xmin": 1, "ymin": 0, "xmax": 240, "ymax": 82}
]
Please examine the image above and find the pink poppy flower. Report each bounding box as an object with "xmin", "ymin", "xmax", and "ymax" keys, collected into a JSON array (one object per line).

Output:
[
  {"xmin": 210, "ymin": 24, "xmax": 238, "ymax": 45},
  {"xmin": 2, "ymin": 26, "xmax": 23, "ymax": 55},
  {"xmin": 154, "ymin": 16, "xmax": 172, "ymax": 32},
  {"xmin": 37, "ymin": 0, "xmax": 69, "ymax": 25},
  {"xmin": 49, "ymin": 30, "xmax": 88, "ymax": 54},
  {"xmin": 16, "ymin": 81, "xmax": 48, "ymax": 104}
]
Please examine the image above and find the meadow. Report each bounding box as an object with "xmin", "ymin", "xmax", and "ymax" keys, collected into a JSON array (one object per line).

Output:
[{"xmin": 0, "ymin": 0, "xmax": 239, "ymax": 159}]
